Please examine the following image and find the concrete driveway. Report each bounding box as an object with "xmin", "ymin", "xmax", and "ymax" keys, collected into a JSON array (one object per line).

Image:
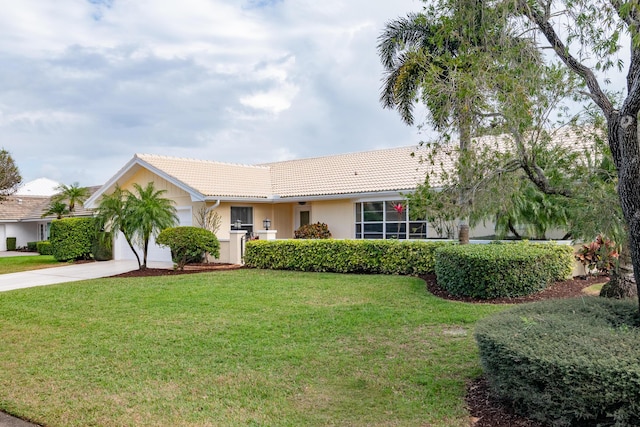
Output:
[{"xmin": 0, "ymin": 260, "xmax": 174, "ymax": 293}]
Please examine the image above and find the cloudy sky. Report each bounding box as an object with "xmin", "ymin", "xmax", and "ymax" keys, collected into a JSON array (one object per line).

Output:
[{"xmin": 0, "ymin": 0, "xmax": 427, "ymax": 187}]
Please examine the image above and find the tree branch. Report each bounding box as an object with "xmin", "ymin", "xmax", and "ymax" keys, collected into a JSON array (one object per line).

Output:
[{"xmin": 517, "ymin": 0, "xmax": 614, "ymax": 116}]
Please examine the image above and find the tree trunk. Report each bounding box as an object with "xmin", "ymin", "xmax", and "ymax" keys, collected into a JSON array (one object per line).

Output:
[
  {"xmin": 608, "ymin": 116, "xmax": 640, "ymax": 309},
  {"xmin": 458, "ymin": 108, "xmax": 473, "ymax": 244}
]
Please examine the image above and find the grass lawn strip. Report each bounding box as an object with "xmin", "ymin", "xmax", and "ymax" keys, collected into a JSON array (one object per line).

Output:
[
  {"xmin": 0, "ymin": 269, "xmax": 504, "ymax": 426},
  {"xmin": 0, "ymin": 255, "xmax": 58, "ymax": 275}
]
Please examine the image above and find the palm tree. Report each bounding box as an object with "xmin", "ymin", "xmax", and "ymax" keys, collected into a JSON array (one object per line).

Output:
[
  {"xmin": 127, "ymin": 182, "xmax": 178, "ymax": 270},
  {"xmin": 94, "ymin": 185, "xmax": 142, "ymax": 268},
  {"xmin": 53, "ymin": 182, "xmax": 90, "ymax": 214},
  {"xmin": 378, "ymin": 2, "xmax": 538, "ymax": 243},
  {"xmin": 41, "ymin": 200, "xmax": 69, "ymax": 220}
]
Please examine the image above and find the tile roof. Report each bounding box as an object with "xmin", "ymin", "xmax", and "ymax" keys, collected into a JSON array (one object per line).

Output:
[
  {"xmin": 264, "ymin": 146, "xmax": 433, "ymax": 197},
  {"xmin": 0, "ymin": 196, "xmax": 49, "ymax": 221},
  {"xmin": 92, "ymin": 126, "xmax": 604, "ymax": 204},
  {"xmin": 136, "ymin": 154, "xmax": 273, "ymax": 199},
  {"xmin": 135, "ymin": 146, "xmax": 438, "ymax": 199}
]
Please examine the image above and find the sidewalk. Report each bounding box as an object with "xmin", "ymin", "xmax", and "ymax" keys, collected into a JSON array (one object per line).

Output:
[{"xmin": 0, "ymin": 260, "xmax": 173, "ymax": 292}]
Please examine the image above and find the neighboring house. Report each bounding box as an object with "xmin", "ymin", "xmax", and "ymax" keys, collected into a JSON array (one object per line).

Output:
[
  {"xmin": 85, "ymin": 145, "xmax": 500, "ymax": 263},
  {"xmin": 0, "ymin": 178, "xmax": 97, "ymax": 250}
]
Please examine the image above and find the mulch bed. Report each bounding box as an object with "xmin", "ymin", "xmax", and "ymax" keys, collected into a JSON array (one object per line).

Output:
[
  {"xmin": 109, "ymin": 263, "xmax": 243, "ymax": 278},
  {"xmin": 108, "ymin": 265, "xmax": 609, "ymax": 426}
]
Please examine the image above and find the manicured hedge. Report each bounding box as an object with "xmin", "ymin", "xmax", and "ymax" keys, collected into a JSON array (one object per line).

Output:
[
  {"xmin": 244, "ymin": 239, "xmax": 452, "ymax": 275},
  {"xmin": 434, "ymin": 242, "xmax": 573, "ymax": 298},
  {"xmin": 476, "ymin": 297, "xmax": 640, "ymax": 426},
  {"xmin": 26, "ymin": 241, "xmax": 38, "ymax": 252},
  {"xmin": 49, "ymin": 217, "xmax": 96, "ymax": 261},
  {"xmin": 36, "ymin": 241, "xmax": 53, "ymax": 255},
  {"xmin": 157, "ymin": 226, "xmax": 220, "ymax": 270}
]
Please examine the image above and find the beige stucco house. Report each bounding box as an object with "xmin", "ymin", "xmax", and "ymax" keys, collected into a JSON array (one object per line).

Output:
[{"xmin": 85, "ymin": 144, "xmax": 504, "ymax": 263}]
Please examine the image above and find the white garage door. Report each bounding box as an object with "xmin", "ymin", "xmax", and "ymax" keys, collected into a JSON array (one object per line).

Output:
[{"xmin": 113, "ymin": 207, "xmax": 192, "ymax": 262}]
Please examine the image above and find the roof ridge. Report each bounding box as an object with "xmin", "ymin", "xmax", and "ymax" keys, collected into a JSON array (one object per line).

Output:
[
  {"xmin": 259, "ymin": 144, "xmax": 420, "ymax": 167},
  {"xmin": 135, "ymin": 153, "xmax": 270, "ymax": 170}
]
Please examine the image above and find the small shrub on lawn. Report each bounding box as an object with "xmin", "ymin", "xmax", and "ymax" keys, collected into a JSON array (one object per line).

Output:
[
  {"xmin": 26, "ymin": 241, "xmax": 38, "ymax": 252},
  {"xmin": 157, "ymin": 226, "xmax": 220, "ymax": 270},
  {"xmin": 476, "ymin": 297, "xmax": 640, "ymax": 426},
  {"xmin": 36, "ymin": 241, "xmax": 53, "ymax": 255},
  {"xmin": 245, "ymin": 239, "xmax": 451, "ymax": 275},
  {"xmin": 434, "ymin": 242, "xmax": 573, "ymax": 298},
  {"xmin": 575, "ymin": 234, "xmax": 619, "ymax": 276},
  {"xmin": 294, "ymin": 222, "xmax": 332, "ymax": 239},
  {"xmin": 50, "ymin": 217, "xmax": 96, "ymax": 261}
]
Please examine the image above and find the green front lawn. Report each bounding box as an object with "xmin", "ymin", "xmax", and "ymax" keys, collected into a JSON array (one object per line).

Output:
[
  {"xmin": 0, "ymin": 270, "xmax": 505, "ymax": 426},
  {"xmin": 0, "ymin": 255, "xmax": 58, "ymax": 274}
]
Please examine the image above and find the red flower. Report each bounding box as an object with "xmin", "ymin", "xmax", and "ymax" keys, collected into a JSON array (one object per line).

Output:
[{"xmin": 392, "ymin": 203, "xmax": 404, "ymax": 214}]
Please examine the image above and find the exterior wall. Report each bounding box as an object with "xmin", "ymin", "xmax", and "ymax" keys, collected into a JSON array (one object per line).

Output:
[
  {"xmin": 310, "ymin": 199, "xmax": 354, "ymax": 239},
  {"xmin": 273, "ymin": 204, "xmax": 293, "ymax": 238},
  {"xmin": 4, "ymin": 223, "xmax": 39, "ymax": 249}
]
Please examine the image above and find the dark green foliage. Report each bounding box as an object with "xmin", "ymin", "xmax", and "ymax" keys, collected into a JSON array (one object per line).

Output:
[
  {"xmin": 36, "ymin": 241, "xmax": 53, "ymax": 255},
  {"xmin": 26, "ymin": 241, "xmax": 38, "ymax": 252},
  {"xmin": 435, "ymin": 242, "xmax": 574, "ymax": 298},
  {"xmin": 92, "ymin": 232, "xmax": 113, "ymax": 261},
  {"xmin": 49, "ymin": 217, "xmax": 96, "ymax": 261},
  {"xmin": 6, "ymin": 237, "xmax": 16, "ymax": 251},
  {"xmin": 156, "ymin": 226, "xmax": 220, "ymax": 270},
  {"xmin": 244, "ymin": 239, "xmax": 451, "ymax": 275},
  {"xmin": 475, "ymin": 298, "xmax": 640, "ymax": 426},
  {"xmin": 294, "ymin": 222, "xmax": 332, "ymax": 239}
]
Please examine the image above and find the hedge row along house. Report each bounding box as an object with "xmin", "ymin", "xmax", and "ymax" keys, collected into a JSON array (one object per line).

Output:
[{"xmin": 84, "ymin": 127, "xmax": 591, "ymax": 264}]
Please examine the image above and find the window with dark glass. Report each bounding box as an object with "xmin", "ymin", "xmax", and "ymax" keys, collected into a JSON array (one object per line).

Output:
[
  {"xmin": 355, "ymin": 201, "xmax": 427, "ymax": 239},
  {"xmin": 230, "ymin": 207, "xmax": 253, "ymax": 234}
]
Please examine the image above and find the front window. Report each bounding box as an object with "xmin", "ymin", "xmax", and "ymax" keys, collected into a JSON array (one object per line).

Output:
[
  {"xmin": 355, "ymin": 201, "xmax": 427, "ymax": 239},
  {"xmin": 230, "ymin": 206, "xmax": 253, "ymax": 234}
]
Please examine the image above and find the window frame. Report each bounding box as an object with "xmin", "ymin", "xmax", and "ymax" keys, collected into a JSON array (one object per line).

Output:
[{"xmin": 355, "ymin": 200, "xmax": 427, "ymax": 240}]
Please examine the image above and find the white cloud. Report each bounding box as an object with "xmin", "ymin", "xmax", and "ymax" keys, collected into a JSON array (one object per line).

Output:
[{"xmin": 0, "ymin": 0, "xmax": 424, "ymax": 185}]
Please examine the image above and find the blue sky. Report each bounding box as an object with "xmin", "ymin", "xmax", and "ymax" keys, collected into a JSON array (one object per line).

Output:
[{"xmin": 0, "ymin": 0, "xmax": 423, "ymax": 186}]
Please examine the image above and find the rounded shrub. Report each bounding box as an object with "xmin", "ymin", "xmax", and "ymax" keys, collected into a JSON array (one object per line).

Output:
[
  {"xmin": 475, "ymin": 297, "xmax": 640, "ymax": 426},
  {"xmin": 50, "ymin": 217, "xmax": 96, "ymax": 261},
  {"xmin": 294, "ymin": 222, "xmax": 332, "ymax": 239},
  {"xmin": 434, "ymin": 242, "xmax": 574, "ymax": 298},
  {"xmin": 36, "ymin": 241, "xmax": 53, "ymax": 255},
  {"xmin": 156, "ymin": 226, "xmax": 220, "ymax": 270}
]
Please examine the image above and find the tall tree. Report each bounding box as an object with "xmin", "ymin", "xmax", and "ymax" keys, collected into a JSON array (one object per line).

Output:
[
  {"xmin": 53, "ymin": 182, "xmax": 90, "ymax": 214},
  {"xmin": 504, "ymin": 0, "xmax": 640, "ymax": 306},
  {"xmin": 127, "ymin": 182, "xmax": 178, "ymax": 270},
  {"xmin": 378, "ymin": 1, "xmax": 538, "ymax": 243},
  {"xmin": 0, "ymin": 149, "xmax": 21, "ymax": 200}
]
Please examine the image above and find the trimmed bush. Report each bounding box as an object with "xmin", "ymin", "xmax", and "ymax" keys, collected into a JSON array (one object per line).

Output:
[
  {"xmin": 156, "ymin": 226, "xmax": 220, "ymax": 270},
  {"xmin": 294, "ymin": 222, "xmax": 332, "ymax": 239},
  {"xmin": 6, "ymin": 237, "xmax": 16, "ymax": 251},
  {"xmin": 36, "ymin": 241, "xmax": 53, "ymax": 255},
  {"xmin": 476, "ymin": 297, "xmax": 640, "ymax": 426},
  {"xmin": 26, "ymin": 241, "xmax": 38, "ymax": 252},
  {"xmin": 49, "ymin": 217, "xmax": 96, "ymax": 261},
  {"xmin": 435, "ymin": 242, "xmax": 574, "ymax": 299},
  {"xmin": 244, "ymin": 239, "xmax": 451, "ymax": 275}
]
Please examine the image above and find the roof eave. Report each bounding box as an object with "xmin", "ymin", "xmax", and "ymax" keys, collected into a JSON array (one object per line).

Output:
[{"xmin": 85, "ymin": 155, "xmax": 207, "ymax": 208}]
